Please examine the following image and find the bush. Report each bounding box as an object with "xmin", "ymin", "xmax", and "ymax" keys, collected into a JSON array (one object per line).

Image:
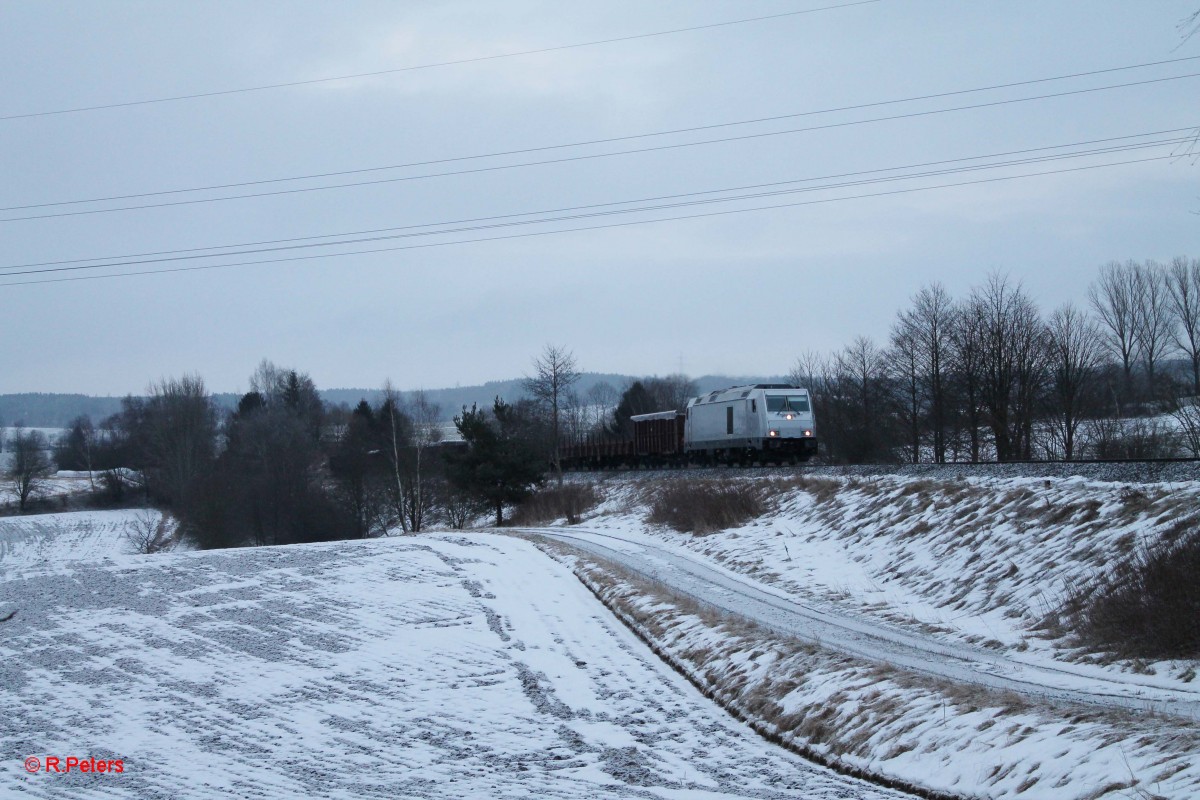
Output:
[
  {"xmin": 1068, "ymin": 530, "xmax": 1200, "ymax": 659},
  {"xmin": 647, "ymin": 479, "xmax": 772, "ymax": 535},
  {"xmin": 509, "ymin": 483, "xmax": 602, "ymax": 526}
]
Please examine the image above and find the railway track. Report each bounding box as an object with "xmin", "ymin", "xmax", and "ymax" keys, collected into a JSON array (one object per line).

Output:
[{"xmin": 565, "ymin": 457, "xmax": 1200, "ymax": 484}]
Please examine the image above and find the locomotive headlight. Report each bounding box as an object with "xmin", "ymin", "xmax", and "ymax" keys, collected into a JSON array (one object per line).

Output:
[
  {"xmin": 768, "ymin": 429, "xmax": 779, "ymax": 437},
  {"xmin": 785, "ymin": 413, "xmax": 793, "ymax": 420},
  {"xmin": 803, "ymin": 429, "xmax": 812, "ymax": 437}
]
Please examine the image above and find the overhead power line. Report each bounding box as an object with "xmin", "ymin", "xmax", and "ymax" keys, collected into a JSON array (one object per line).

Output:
[
  {"xmin": 0, "ymin": 150, "xmax": 1179, "ymax": 286},
  {"xmin": 0, "ymin": 0, "xmax": 882, "ymax": 122},
  {"xmin": 1, "ymin": 127, "xmax": 1190, "ymax": 275},
  {"xmin": 3, "ymin": 70, "xmax": 1198, "ymax": 225},
  {"xmin": 4, "ymin": 54, "xmax": 1198, "ymax": 215}
]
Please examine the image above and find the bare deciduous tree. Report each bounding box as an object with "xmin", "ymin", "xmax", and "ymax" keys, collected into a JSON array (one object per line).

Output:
[
  {"xmin": 1088, "ymin": 260, "xmax": 1141, "ymax": 405},
  {"xmin": 830, "ymin": 336, "xmax": 894, "ymax": 463},
  {"xmin": 911, "ymin": 284, "xmax": 954, "ymax": 462},
  {"xmin": 380, "ymin": 380, "xmax": 411, "ymax": 534},
  {"xmin": 947, "ymin": 302, "xmax": 985, "ymax": 461},
  {"xmin": 1166, "ymin": 255, "xmax": 1200, "ymax": 394},
  {"xmin": 889, "ymin": 320, "xmax": 922, "ymax": 463},
  {"xmin": 889, "ymin": 283, "xmax": 955, "ymax": 463},
  {"xmin": 144, "ymin": 374, "xmax": 217, "ymax": 510},
  {"xmin": 124, "ymin": 510, "xmax": 172, "ymax": 554},
  {"xmin": 402, "ymin": 390, "xmax": 442, "ymax": 533},
  {"xmin": 7, "ymin": 427, "xmax": 50, "ymax": 512},
  {"xmin": 1132, "ymin": 260, "xmax": 1177, "ymax": 396},
  {"xmin": 1046, "ymin": 304, "xmax": 1103, "ymax": 459},
  {"xmin": 970, "ymin": 274, "xmax": 1048, "ymax": 461},
  {"xmin": 523, "ymin": 344, "xmax": 580, "ymax": 486},
  {"xmin": 586, "ymin": 381, "xmax": 619, "ymax": 425},
  {"xmin": 1170, "ymin": 397, "xmax": 1200, "ymax": 457}
]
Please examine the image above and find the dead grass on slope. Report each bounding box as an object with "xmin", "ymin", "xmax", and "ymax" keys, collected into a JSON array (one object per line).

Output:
[
  {"xmin": 1061, "ymin": 529, "xmax": 1200, "ymax": 661},
  {"xmin": 645, "ymin": 478, "xmax": 776, "ymax": 534},
  {"xmin": 509, "ymin": 483, "xmax": 603, "ymax": 526}
]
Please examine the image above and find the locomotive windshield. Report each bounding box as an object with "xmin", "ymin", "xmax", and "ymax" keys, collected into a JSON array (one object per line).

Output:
[{"xmin": 766, "ymin": 395, "xmax": 810, "ymax": 414}]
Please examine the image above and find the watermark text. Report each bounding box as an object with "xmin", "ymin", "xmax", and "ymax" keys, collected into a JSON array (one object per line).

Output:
[{"xmin": 24, "ymin": 756, "xmax": 124, "ymax": 774}]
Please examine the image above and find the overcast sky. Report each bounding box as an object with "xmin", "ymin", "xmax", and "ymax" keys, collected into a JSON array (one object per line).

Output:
[{"xmin": 2, "ymin": 1, "xmax": 1198, "ymax": 396}]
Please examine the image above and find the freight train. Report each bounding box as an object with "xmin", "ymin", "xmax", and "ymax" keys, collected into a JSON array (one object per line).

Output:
[{"xmin": 560, "ymin": 384, "xmax": 818, "ymax": 468}]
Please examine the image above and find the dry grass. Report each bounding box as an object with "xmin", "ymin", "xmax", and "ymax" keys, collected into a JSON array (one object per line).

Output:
[
  {"xmin": 1066, "ymin": 528, "xmax": 1200, "ymax": 659},
  {"xmin": 508, "ymin": 483, "xmax": 602, "ymax": 526},
  {"xmin": 646, "ymin": 478, "xmax": 774, "ymax": 534}
]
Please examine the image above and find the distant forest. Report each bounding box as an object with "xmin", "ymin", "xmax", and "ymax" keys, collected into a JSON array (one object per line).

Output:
[{"xmin": 0, "ymin": 373, "xmax": 785, "ymax": 428}]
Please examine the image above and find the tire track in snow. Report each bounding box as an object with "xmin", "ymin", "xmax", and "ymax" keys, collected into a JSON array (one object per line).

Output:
[{"xmin": 520, "ymin": 527, "xmax": 1200, "ymax": 719}]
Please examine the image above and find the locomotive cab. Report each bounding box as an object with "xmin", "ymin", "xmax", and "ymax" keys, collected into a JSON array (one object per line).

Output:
[{"xmin": 684, "ymin": 384, "xmax": 818, "ymax": 463}]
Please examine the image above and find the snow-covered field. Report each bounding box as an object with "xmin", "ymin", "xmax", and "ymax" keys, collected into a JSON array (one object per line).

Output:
[
  {"xmin": 0, "ymin": 511, "xmax": 902, "ymax": 799},
  {"xmin": 5, "ymin": 470, "xmax": 1199, "ymax": 799},
  {"xmin": 511, "ymin": 473, "xmax": 1200, "ymax": 799},
  {"xmin": 0, "ymin": 472, "xmax": 94, "ymax": 510}
]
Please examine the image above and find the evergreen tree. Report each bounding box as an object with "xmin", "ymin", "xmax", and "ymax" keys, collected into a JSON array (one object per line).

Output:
[{"xmin": 446, "ymin": 398, "xmax": 545, "ymax": 526}]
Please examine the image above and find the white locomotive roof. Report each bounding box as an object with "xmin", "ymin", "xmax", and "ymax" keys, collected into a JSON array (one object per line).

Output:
[
  {"xmin": 629, "ymin": 410, "xmax": 679, "ymax": 422},
  {"xmin": 687, "ymin": 384, "xmax": 807, "ymax": 405}
]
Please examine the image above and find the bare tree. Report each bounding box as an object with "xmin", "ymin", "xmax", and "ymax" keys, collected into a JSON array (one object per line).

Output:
[
  {"xmin": 1170, "ymin": 397, "xmax": 1200, "ymax": 457},
  {"xmin": 651, "ymin": 374, "xmax": 699, "ymax": 411},
  {"xmin": 970, "ymin": 274, "xmax": 1048, "ymax": 461},
  {"xmin": 1165, "ymin": 255, "xmax": 1200, "ymax": 394},
  {"xmin": 380, "ymin": 380, "xmax": 411, "ymax": 533},
  {"xmin": 124, "ymin": 510, "xmax": 173, "ymax": 554},
  {"xmin": 889, "ymin": 283, "xmax": 955, "ymax": 463},
  {"xmin": 560, "ymin": 389, "xmax": 589, "ymax": 444},
  {"xmin": 523, "ymin": 344, "xmax": 580, "ymax": 486},
  {"xmin": 789, "ymin": 349, "xmax": 832, "ymax": 415},
  {"xmin": 586, "ymin": 381, "xmax": 619, "ymax": 428},
  {"xmin": 1045, "ymin": 304, "xmax": 1104, "ymax": 459},
  {"xmin": 910, "ymin": 284, "xmax": 954, "ymax": 462},
  {"xmin": 144, "ymin": 374, "xmax": 217, "ymax": 510},
  {"xmin": 948, "ymin": 302, "xmax": 986, "ymax": 461},
  {"xmin": 1088, "ymin": 260, "xmax": 1141, "ymax": 406},
  {"xmin": 1132, "ymin": 260, "xmax": 1177, "ymax": 396},
  {"xmin": 401, "ymin": 390, "xmax": 442, "ymax": 533},
  {"xmin": 888, "ymin": 319, "xmax": 923, "ymax": 463},
  {"xmin": 7, "ymin": 427, "xmax": 50, "ymax": 511},
  {"xmin": 830, "ymin": 336, "xmax": 894, "ymax": 463}
]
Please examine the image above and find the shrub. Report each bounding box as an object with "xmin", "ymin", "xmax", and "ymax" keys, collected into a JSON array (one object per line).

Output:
[
  {"xmin": 1067, "ymin": 530, "xmax": 1200, "ymax": 659},
  {"xmin": 509, "ymin": 483, "xmax": 602, "ymax": 526},
  {"xmin": 647, "ymin": 479, "xmax": 772, "ymax": 534}
]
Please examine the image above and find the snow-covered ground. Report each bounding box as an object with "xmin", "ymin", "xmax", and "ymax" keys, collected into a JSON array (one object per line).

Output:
[
  {"xmin": 0, "ymin": 509, "xmax": 167, "ymax": 569},
  {"xmin": 0, "ymin": 472, "xmax": 96, "ymax": 510},
  {"xmin": 523, "ymin": 526, "xmax": 1200, "ymax": 716},
  {"xmin": 510, "ymin": 472, "xmax": 1200, "ymax": 799},
  {"xmin": 0, "ymin": 511, "xmax": 902, "ymax": 799},
  {"xmin": 547, "ymin": 473, "xmax": 1200, "ymax": 690}
]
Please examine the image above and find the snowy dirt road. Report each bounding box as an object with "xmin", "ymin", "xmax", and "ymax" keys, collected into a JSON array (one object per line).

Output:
[
  {"xmin": 520, "ymin": 527, "xmax": 1200, "ymax": 719},
  {"xmin": 0, "ymin": 519, "xmax": 906, "ymax": 799}
]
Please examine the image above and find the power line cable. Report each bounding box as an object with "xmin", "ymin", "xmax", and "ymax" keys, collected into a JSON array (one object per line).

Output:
[
  {"xmin": 6, "ymin": 54, "xmax": 1198, "ymax": 213},
  {"xmin": 0, "ymin": 154, "xmax": 1175, "ymax": 287},
  {"xmin": 4, "ymin": 70, "xmax": 1198, "ymax": 225},
  {"xmin": 8, "ymin": 126, "xmax": 1189, "ymax": 272},
  {"xmin": 0, "ymin": 1, "xmax": 882, "ymax": 122},
  {"xmin": 2, "ymin": 130, "xmax": 1189, "ymax": 276}
]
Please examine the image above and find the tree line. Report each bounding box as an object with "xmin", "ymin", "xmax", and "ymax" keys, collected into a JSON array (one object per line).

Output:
[
  {"xmin": 792, "ymin": 258, "xmax": 1200, "ymax": 463},
  {"xmin": 12, "ymin": 256, "xmax": 1200, "ymax": 534},
  {"xmin": 31, "ymin": 359, "xmax": 574, "ymax": 544}
]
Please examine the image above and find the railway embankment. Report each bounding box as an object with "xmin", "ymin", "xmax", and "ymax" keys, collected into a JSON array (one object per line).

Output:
[{"xmin": 516, "ymin": 471, "xmax": 1200, "ymax": 799}]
